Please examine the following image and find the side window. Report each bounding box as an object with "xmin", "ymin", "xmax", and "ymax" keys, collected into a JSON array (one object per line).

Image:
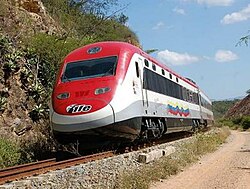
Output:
[
  {"xmin": 169, "ymin": 73, "xmax": 172, "ymax": 79},
  {"xmin": 144, "ymin": 59, "xmax": 149, "ymax": 67},
  {"xmin": 161, "ymin": 69, "xmax": 165, "ymax": 75},
  {"xmin": 152, "ymin": 64, "xmax": 156, "ymax": 71},
  {"xmin": 187, "ymin": 90, "xmax": 190, "ymax": 102},
  {"xmin": 135, "ymin": 62, "xmax": 140, "ymax": 78}
]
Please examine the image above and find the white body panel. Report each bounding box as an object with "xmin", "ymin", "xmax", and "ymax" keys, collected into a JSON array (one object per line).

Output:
[
  {"xmin": 51, "ymin": 104, "xmax": 114, "ymax": 132},
  {"xmin": 110, "ymin": 53, "xmax": 212, "ymax": 123}
]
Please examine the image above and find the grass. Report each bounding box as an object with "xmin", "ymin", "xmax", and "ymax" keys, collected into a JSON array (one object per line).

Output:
[
  {"xmin": 0, "ymin": 137, "xmax": 21, "ymax": 168},
  {"xmin": 115, "ymin": 127, "xmax": 230, "ymax": 189}
]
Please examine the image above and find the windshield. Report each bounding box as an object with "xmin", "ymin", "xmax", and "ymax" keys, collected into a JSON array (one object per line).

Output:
[{"xmin": 62, "ymin": 56, "xmax": 118, "ymax": 82}]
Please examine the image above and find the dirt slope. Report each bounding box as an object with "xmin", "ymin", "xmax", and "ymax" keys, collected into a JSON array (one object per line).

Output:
[
  {"xmin": 224, "ymin": 94, "xmax": 250, "ymax": 118},
  {"xmin": 151, "ymin": 131, "xmax": 250, "ymax": 189}
]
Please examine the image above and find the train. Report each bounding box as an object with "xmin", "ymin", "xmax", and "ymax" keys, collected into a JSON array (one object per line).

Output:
[{"xmin": 50, "ymin": 41, "xmax": 213, "ymax": 148}]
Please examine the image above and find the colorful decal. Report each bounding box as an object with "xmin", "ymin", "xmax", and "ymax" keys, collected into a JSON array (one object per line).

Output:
[
  {"xmin": 167, "ymin": 102, "xmax": 190, "ymax": 117},
  {"xmin": 66, "ymin": 104, "xmax": 92, "ymax": 113}
]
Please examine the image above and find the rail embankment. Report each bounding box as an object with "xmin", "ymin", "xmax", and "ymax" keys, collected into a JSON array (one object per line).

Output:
[{"xmin": 0, "ymin": 126, "xmax": 230, "ymax": 189}]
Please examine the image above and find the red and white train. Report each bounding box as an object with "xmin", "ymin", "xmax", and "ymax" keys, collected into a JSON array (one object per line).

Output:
[{"xmin": 50, "ymin": 41, "xmax": 213, "ymax": 147}]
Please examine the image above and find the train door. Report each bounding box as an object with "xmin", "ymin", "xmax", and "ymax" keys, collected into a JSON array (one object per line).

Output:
[
  {"xmin": 198, "ymin": 89, "xmax": 204, "ymax": 124},
  {"xmin": 136, "ymin": 58, "xmax": 148, "ymax": 109}
]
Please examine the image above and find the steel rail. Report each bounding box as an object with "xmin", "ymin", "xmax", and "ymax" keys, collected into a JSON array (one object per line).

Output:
[
  {"xmin": 0, "ymin": 151, "xmax": 114, "ymax": 185},
  {"xmin": 0, "ymin": 128, "xmax": 210, "ymax": 185}
]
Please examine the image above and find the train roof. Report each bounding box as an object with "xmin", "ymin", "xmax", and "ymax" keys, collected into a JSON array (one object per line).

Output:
[{"xmin": 64, "ymin": 41, "xmax": 198, "ymax": 89}]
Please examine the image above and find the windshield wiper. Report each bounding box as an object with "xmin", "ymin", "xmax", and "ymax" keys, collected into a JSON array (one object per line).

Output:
[
  {"xmin": 62, "ymin": 74, "xmax": 71, "ymax": 82},
  {"xmin": 101, "ymin": 67, "xmax": 114, "ymax": 77}
]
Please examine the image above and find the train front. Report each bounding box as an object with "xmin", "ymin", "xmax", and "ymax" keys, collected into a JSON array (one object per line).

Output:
[{"xmin": 50, "ymin": 42, "xmax": 126, "ymax": 146}]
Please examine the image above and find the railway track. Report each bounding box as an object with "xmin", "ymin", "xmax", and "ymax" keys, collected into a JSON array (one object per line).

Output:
[
  {"xmin": 0, "ymin": 151, "xmax": 114, "ymax": 185},
  {"xmin": 0, "ymin": 128, "xmax": 210, "ymax": 185}
]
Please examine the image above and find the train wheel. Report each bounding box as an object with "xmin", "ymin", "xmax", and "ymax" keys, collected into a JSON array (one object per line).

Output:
[
  {"xmin": 204, "ymin": 120, "xmax": 208, "ymax": 128},
  {"xmin": 192, "ymin": 119, "xmax": 199, "ymax": 132}
]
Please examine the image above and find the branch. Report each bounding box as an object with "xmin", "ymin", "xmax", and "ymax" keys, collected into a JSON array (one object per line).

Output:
[{"xmin": 236, "ymin": 35, "xmax": 250, "ymax": 46}]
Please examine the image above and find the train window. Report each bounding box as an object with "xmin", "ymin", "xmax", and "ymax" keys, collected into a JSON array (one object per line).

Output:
[
  {"xmin": 135, "ymin": 62, "xmax": 140, "ymax": 78},
  {"xmin": 200, "ymin": 96, "xmax": 212, "ymax": 110},
  {"xmin": 195, "ymin": 93, "xmax": 199, "ymax": 104},
  {"xmin": 152, "ymin": 64, "xmax": 156, "ymax": 71},
  {"xmin": 176, "ymin": 77, "xmax": 179, "ymax": 83},
  {"xmin": 169, "ymin": 73, "xmax": 172, "ymax": 79},
  {"xmin": 183, "ymin": 88, "xmax": 187, "ymax": 101},
  {"xmin": 62, "ymin": 56, "xmax": 118, "ymax": 82},
  {"xmin": 143, "ymin": 68, "xmax": 201, "ymax": 105},
  {"xmin": 190, "ymin": 92, "xmax": 193, "ymax": 102},
  {"xmin": 144, "ymin": 59, "xmax": 149, "ymax": 67},
  {"xmin": 187, "ymin": 91, "xmax": 190, "ymax": 101},
  {"xmin": 193, "ymin": 93, "xmax": 198, "ymax": 104},
  {"xmin": 161, "ymin": 69, "xmax": 165, "ymax": 75},
  {"xmin": 180, "ymin": 86, "xmax": 184, "ymax": 100}
]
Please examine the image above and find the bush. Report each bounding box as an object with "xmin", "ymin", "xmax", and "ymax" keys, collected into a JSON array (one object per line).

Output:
[
  {"xmin": 18, "ymin": 122, "xmax": 56, "ymax": 163},
  {"xmin": 218, "ymin": 116, "xmax": 250, "ymax": 131},
  {"xmin": 232, "ymin": 117, "xmax": 242, "ymax": 125},
  {"xmin": 241, "ymin": 116, "xmax": 250, "ymax": 130},
  {"xmin": 0, "ymin": 137, "xmax": 21, "ymax": 168},
  {"xmin": 216, "ymin": 119, "xmax": 235, "ymax": 128}
]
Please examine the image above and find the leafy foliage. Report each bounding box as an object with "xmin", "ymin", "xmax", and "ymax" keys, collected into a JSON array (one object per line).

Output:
[
  {"xmin": 0, "ymin": 96, "xmax": 7, "ymax": 112},
  {"xmin": 0, "ymin": 90, "xmax": 8, "ymax": 112},
  {"xmin": 29, "ymin": 104, "xmax": 47, "ymax": 122},
  {"xmin": 41, "ymin": 0, "xmax": 138, "ymax": 43},
  {"xmin": 217, "ymin": 115, "xmax": 250, "ymax": 131},
  {"xmin": 0, "ymin": 34, "xmax": 12, "ymax": 56},
  {"xmin": 241, "ymin": 116, "xmax": 250, "ymax": 130},
  {"xmin": 3, "ymin": 49, "xmax": 22, "ymax": 73},
  {"xmin": 0, "ymin": 34, "xmax": 22, "ymax": 80}
]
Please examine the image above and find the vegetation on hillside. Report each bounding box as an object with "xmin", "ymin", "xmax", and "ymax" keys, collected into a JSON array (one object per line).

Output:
[
  {"xmin": 0, "ymin": 137, "xmax": 21, "ymax": 168},
  {"xmin": 213, "ymin": 95, "xmax": 250, "ymax": 131},
  {"xmin": 0, "ymin": 0, "xmax": 140, "ymax": 166},
  {"xmin": 212, "ymin": 99, "xmax": 240, "ymax": 119},
  {"xmin": 217, "ymin": 116, "xmax": 250, "ymax": 131},
  {"xmin": 41, "ymin": 0, "xmax": 139, "ymax": 43}
]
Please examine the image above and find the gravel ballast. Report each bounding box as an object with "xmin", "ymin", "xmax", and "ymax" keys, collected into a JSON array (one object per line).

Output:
[{"xmin": 0, "ymin": 134, "xmax": 198, "ymax": 189}]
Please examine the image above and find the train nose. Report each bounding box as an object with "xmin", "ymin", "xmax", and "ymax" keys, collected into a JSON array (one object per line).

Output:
[
  {"xmin": 53, "ymin": 97, "xmax": 111, "ymax": 115},
  {"xmin": 50, "ymin": 101, "xmax": 115, "ymax": 132}
]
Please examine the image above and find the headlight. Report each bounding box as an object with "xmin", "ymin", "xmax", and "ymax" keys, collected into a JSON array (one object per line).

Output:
[
  {"xmin": 57, "ymin": 92, "xmax": 70, "ymax": 99},
  {"xmin": 95, "ymin": 87, "xmax": 111, "ymax": 95}
]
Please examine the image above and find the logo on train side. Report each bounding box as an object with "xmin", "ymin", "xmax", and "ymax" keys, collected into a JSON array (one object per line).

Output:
[
  {"xmin": 66, "ymin": 104, "xmax": 92, "ymax": 113},
  {"xmin": 167, "ymin": 102, "xmax": 190, "ymax": 117}
]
